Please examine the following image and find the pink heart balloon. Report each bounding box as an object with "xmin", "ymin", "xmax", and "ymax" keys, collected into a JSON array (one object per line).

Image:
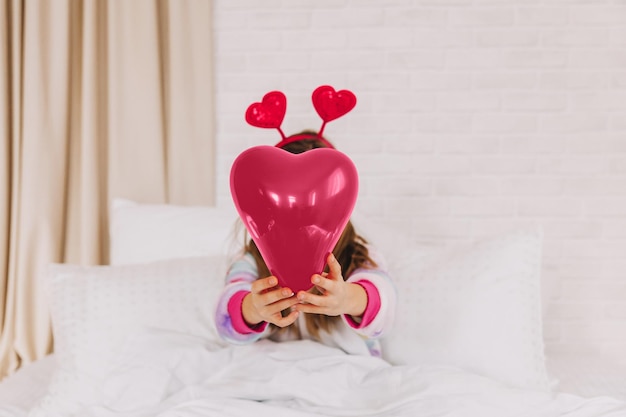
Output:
[{"xmin": 230, "ymin": 146, "xmax": 359, "ymax": 293}]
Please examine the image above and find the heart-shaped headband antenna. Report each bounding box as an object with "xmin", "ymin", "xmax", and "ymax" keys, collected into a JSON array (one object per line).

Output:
[
  {"xmin": 245, "ymin": 91, "xmax": 287, "ymax": 140},
  {"xmin": 245, "ymin": 85, "xmax": 357, "ymax": 149}
]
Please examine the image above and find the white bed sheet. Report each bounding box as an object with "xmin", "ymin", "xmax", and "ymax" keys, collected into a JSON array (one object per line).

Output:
[
  {"xmin": 546, "ymin": 354, "xmax": 626, "ymax": 402},
  {"xmin": 0, "ymin": 338, "xmax": 625, "ymax": 417},
  {"xmin": 0, "ymin": 354, "xmax": 55, "ymax": 413}
]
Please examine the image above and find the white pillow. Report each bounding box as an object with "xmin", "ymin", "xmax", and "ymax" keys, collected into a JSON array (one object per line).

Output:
[
  {"xmin": 381, "ymin": 228, "xmax": 551, "ymax": 392},
  {"xmin": 36, "ymin": 256, "xmax": 227, "ymax": 414},
  {"xmin": 109, "ymin": 199, "xmax": 240, "ymax": 265},
  {"xmin": 109, "ymin": 199, "xmax": 401, "ymax": 267}
]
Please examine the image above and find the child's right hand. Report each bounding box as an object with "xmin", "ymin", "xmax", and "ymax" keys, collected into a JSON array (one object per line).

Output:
[{"xmin": 242, "ymin": 276, "xmax": 299, "ymax": 328}]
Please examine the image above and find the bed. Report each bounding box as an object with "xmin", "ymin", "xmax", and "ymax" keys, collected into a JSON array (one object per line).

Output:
[{"xmin": 0, "ymin": 199, "xmax": 624, "ymax": 417}]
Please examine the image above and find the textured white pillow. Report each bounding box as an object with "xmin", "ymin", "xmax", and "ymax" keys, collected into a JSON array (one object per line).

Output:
[
  {"xmin": 381, "ymin": 228, "xmax": 551, "ymax": 391},
  {"xmin": 109, "ymin": 199, "xmax": 240, "ymax": 265},
  {"xmin": 38, "ymin": 256, "xmax": 227, "ymax": 413}
]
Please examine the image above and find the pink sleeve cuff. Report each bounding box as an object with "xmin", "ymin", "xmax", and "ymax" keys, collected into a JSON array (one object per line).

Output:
[
  {"xmin": 227, "ymin": 290, "xmax": 268, "ymax": 334},
  {"xmin": 344, "ymin": 280, "xmax": 381, "ymax": 329}
]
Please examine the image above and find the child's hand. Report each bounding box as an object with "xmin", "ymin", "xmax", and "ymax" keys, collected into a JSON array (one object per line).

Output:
[
  {"xmin": 242, "ymin": 276, "xmax": 299, "ymax": 328},
  {"xmin": 295, "ymin": 253, "xmax": 367, "ymax": 318}
]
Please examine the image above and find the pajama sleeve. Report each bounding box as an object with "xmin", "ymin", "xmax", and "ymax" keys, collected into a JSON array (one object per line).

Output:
[
  {"xmin": 341, "ymin": 246, "xmax": 396, "ymax": 339},
  {"xmin": 214, "ymin": 253, "xmax": 270, "ymax": 344}
]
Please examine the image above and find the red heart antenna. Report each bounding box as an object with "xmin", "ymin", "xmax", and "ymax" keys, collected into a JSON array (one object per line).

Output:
[
  {"xmin": 311, "ymin": 85, "xmax": 357, "ymax": 136},
  {"xmin": 244, "ymin": 85, "xmax": 357, "ymax": 148},
  {"xmin": 245, "ymin": 91, "xmax": 287, "ymax": 140}
]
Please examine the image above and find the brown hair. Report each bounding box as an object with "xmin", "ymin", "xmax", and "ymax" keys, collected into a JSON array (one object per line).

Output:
[{"xmin": 243, "ymin": 132, "xmax": 377, "ymax": 339}]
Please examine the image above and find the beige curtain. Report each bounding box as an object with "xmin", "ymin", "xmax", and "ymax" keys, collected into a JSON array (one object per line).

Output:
[{"xmin": 0, "ymin": 0, "xmax": 215, "ymax": 379}]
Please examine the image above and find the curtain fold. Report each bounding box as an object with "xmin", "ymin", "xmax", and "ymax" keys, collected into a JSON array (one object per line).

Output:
[
  {"xmin": 0, "ymin": 0, "xmax": 214, "ymax": 379},
  {"xmin": 0, "ymin": 0, "xmax": 24, "ymax": 379}
]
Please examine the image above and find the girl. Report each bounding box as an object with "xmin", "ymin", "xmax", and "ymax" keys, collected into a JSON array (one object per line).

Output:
[{"xmin": 215, "ymin": 132, "xmax": 396, "ymax": 358}]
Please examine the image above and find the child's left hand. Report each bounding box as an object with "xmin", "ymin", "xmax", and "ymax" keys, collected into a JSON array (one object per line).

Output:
[{"xmin": 294, "ymin": 253, "xmax": 367, "ymax": 318}]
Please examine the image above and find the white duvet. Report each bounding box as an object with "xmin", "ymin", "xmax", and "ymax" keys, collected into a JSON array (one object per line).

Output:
[{"xmin": 15, "ymin": 330, "xmax": 626, "ymax": 417}]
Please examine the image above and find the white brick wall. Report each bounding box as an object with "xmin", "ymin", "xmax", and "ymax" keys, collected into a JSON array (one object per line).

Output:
[{"xmin": 213, "ymin": 1, "xmax": 626, "ymax": 364}]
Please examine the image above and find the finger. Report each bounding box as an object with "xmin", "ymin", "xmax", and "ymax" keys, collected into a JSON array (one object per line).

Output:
[
  {"xmin": 294, "ymin": 303, "xmax": 326, "ymax": 315},
  {"xmin": 264, "ymin": 295, "xmax": 299, "ymax": 315},
  {"xmin": 259, "ymin": 287, "xmax": 294, "ymax": 306},
  {"xmin": 327, "ymin": 253, "xmax": 342, "ymax": 280},
  {"xmin": 251, "ymin": 276, "xmax": 279, "ymax": 294},
  {"xmin": 297, "ymin": 290, "xmax": 328, "ymax": 307},
  {"xmin": 310, "ymin": 274, "xmax": 335, "ymax": 292},
  {"xmin": 272, "ymin": 310, "xmax": 299, "ymax": 328}
]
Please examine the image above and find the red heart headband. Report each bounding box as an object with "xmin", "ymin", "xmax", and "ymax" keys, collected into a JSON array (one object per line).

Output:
[{"xmin": 245, "ymin": 85, "xmax": 357, "ymax": 149}]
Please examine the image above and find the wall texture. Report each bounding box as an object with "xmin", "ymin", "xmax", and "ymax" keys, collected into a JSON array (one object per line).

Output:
[{"xmin": 212, "ymin": 0, "xmax": 626, "ymax": 364}]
